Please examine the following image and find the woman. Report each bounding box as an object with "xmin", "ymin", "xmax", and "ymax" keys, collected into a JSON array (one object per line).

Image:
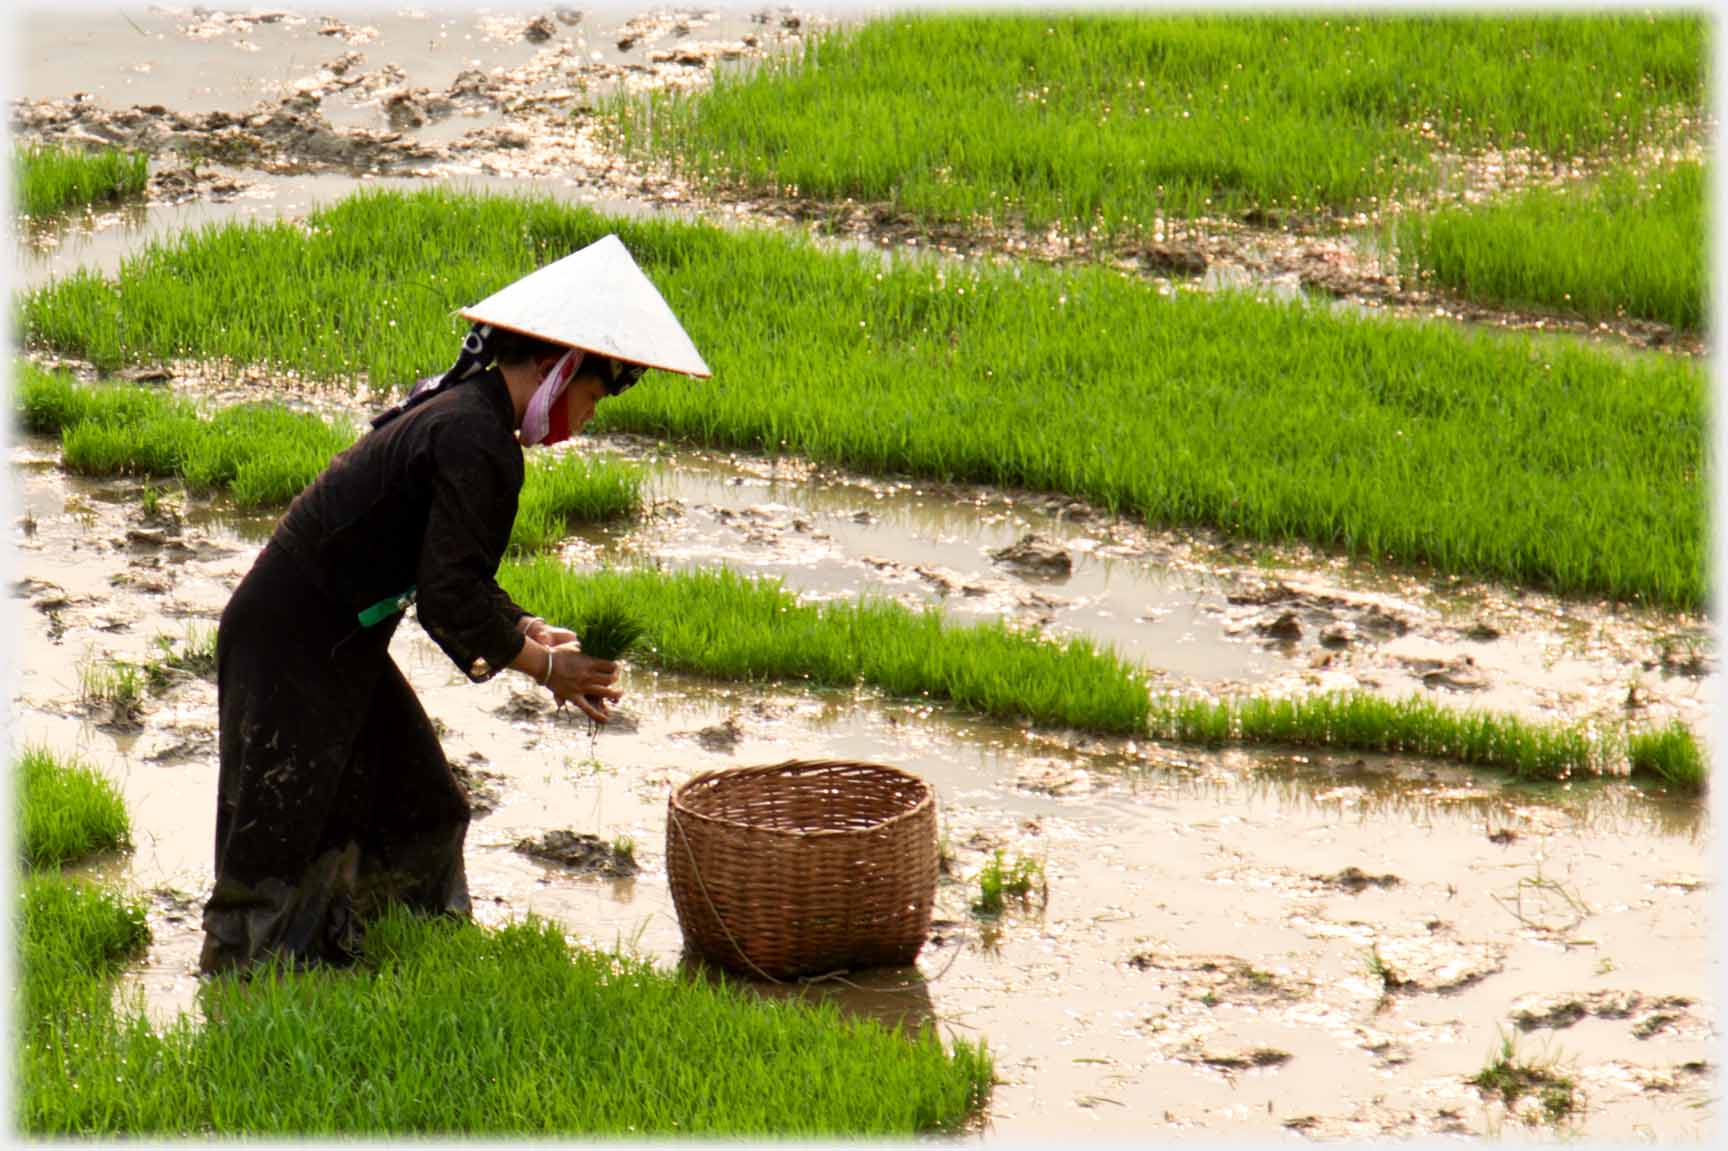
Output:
[{"xmin": 201, "ymin": 235, "xmax": 710, "ymax": 974}]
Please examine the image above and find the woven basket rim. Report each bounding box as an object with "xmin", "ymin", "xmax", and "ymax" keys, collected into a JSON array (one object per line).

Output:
[{"xmin": 668, "ymin": 759, "xmax": 934, "ymax": 840}]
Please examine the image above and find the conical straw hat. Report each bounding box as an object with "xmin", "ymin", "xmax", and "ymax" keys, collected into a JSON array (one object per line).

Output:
[{"xmin": 459, "ymin": 234, "xmax": 711, "ymax": 378}]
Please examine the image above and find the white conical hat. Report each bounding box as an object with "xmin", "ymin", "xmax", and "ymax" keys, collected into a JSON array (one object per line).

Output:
[{"xmin": 460, "ymin": 234, "xmax": 711, "ymax": 378}]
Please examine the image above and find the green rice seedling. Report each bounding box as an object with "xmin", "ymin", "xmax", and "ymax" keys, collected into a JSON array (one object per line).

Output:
[
  {"xmin": 576, "ymin": 601, "xmax": 648, "ymax": 662},
  {"xmin": 148, "ymin": 622, "xmax": 219, "ymax": 683},
  {"xmin": 16, "ymin": 746, "xmax": 132, "ymax": 870},
  {"xmin": 971, "ymin": 851, "xmax": 1046, "ymax": 917},
  {"xmin": 510, "ymin": 451, "xmax": 647, "ymax": 552},
  {"xmin": 1628, "ymin": 721, "xmax": 1707, "ymax": 793},
  {"xmin": 1468, "ymin": 1033, "xmax": 1579, "ymax": 1123},
  {"xmin": 1148, "ymin": 691, "xmax": 1631, "ymax": 783},
  {"xmin": 15, "ymin": 142, "xmax": 150, "ymax": 218},
  {"xmin": 610, "ymin": 13, "xmax": 1704, "ymax": 231},
  {"xmin": 20, "ymin": 907, "xmax": 992, "ymax": 1135},
  {"xmin": 20, "ymin": 189, "xmax": 1705, "ymax": 608},
  {"xmin": 572, "ymin": 601, "xmax": 647, "ymax": 730},
  {"xmin": 1401, "ymin": 161, "xmax": 1705, "ymax": 330},
  {"xmin": 499, "ymin": 558, "xmax": 1150, "ymax": 735},
  {"xmin": 79, "ymin": 657, "xmax": 146, "ymax": 725}
]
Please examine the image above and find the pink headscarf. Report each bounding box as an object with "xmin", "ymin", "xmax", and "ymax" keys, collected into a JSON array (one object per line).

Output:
[{"xmin": 518, "ymin": 348, "xmax": 584, "ymax": 447}]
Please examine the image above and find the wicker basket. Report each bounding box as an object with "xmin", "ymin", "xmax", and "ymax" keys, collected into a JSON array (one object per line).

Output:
[{"xmin": 665, "ymin": 760, "xmax": 938, "ymax": 980}]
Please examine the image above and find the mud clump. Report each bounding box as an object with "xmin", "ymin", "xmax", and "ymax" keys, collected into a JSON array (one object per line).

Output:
[
  {"xmin": 989, "ymin": 532, "xmax": 1073, "ymax": 577},
  {"xmin": 450, "ymin": 754, "xmax": 505, "ymax": 816},
  {"xmin": 1139, "ymin": 242, "xmax": 1208, "ymax": 276},
  {"xmin": 1256, "ymin": 611, "xmax": 1303, "ymax": 641},
  {"xmin": 1400, "ymin": 653, "xmax": 1489, "ymax": 692},
  {"xmin": 1226, "ymin": 581, "xmax": 1299, "ymax": 607},
  {"xmin": 1319, "ymin": 622, "xmax": 1355, "ymax": 648},
  {"xmin": 1508, "ymin": 990, "xmax": 1694, "ymax": 1034},
  {"xmin": 692, "ymin": 716, "xmax": 743, "ymax": 753},
  {"xmin": 1373, "ymin": 932, "xmax": 1504, "ymax": 994},
  {"xmin": 1317, "ymin": 866, "xmax": 1400, "ymax": 893},
  {"xmin": 513, "ymin": 829, "xmax": 638, "ymax": 878},
  {"xmin": 1126, "ymin": 950, "xmax": 1310, "ymax": 1004},
  {"xmin": 523, "ymin": 16, "xmax": 558, "ymax": 43},
  {"xmin": 1183, "ymin": 1046, "xmax": 1291, "ymax": 1073}
]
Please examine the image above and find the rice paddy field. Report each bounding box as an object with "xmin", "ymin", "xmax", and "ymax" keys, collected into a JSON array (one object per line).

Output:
[
  {"xmin": 7, "ymin": 5, "xmax": 1716, "ymax": 1143},
  {"xmin": 615, "ymin": 13, "xmax": 1704, "ymax": 229}
]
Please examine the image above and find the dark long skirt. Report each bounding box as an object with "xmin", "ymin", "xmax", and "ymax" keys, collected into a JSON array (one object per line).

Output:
[{"xmin": 200, "ymin": 541, "xmax": 472, "ymax": 975}]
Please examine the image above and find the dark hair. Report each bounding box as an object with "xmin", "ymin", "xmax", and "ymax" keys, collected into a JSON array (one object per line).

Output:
[{"xmin": 489, "ymin": 328, "xmax": 565, "ymax": 367}]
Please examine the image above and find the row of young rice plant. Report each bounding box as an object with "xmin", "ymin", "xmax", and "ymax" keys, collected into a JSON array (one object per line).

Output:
[
  {"xmin": 1152, "ymin": 693, "xmax": 1705, "ymax": 792},
  {"xmin": 1398, "ymin": 160, "xmax": 1706, "ymax": 331},
  {"xmin": 500, "ymin": 556, "xmax": 1152, "ymax": 735},
  {"xmin": 13, "ymin": 362, "xmax": 644, "ymax": 547},
  {"xmin": 18, "ymin": 189, "xmax": 1706, "ymax": 608},
  {"xmin": 14, "ymin": 142, "xmax": 150, "ymax": 218},
  {"xmin": 607, "ymin": 12, "xmax": 1705, "ymax": 231},
  {"xmin": 15, "ymin": 750, "xmax": 993, "ymax": 1135},
  {"xmin": 500, "ymin": 557, "xmax": 1707, "ymax": 792}
]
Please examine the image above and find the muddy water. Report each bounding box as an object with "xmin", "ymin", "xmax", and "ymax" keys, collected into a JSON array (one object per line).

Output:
[{"xmin": 10, "ymin": 430, "xmax": 1716, "ymax": 1140}]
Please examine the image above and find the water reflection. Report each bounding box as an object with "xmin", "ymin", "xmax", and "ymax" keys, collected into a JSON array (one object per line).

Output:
[{"xmin": 680, "ymin": 954, "xmax": 941, "ymax": 1040}]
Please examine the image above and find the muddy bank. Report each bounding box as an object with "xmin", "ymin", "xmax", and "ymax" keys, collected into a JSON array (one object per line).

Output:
[{"xmin": 13, "ymin": 6, "xmax": 822, "ymax": 191}]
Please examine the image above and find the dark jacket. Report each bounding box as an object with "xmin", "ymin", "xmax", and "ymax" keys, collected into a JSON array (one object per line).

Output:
[{"xmin": 272, "ymin": 367, "xmax": 528, "ymax": 682}]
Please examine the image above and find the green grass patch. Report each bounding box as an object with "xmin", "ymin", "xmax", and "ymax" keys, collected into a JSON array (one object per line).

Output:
[
  {"xmin": 15, "ymin": 363, "xmax": 645, "ymax": 535},
  {"xmin": 499, "ymin": 557, "xmax": 1152, "ymax": 735},
  {"xmin": 18, "ymin": 190, "xmax": 1706, "ymax": 608},
  {"xmin": 15, "ymin": 142, "xmax": 150, "ymax": 218},
  {"xmin": 609, "ymin": 13, "xmax": 1704, "ymax": 230},
  {"xmin": 971, "ymin": 851, "xmax": 1046, "ymax": 917},
  {"xmin": 16, "ymin": 746, "xmax": 132, "ymax": 870},
  {"xmin": 1628, "ymin": 720, "xmax": 1707, "ymax": 793},
  {"xmin": 17, "ymin": 873, "xmax": 151, "ymax": 1032},
  {"xmin": 1402, "ymin": 160, "xmax": 1706, "ymax": 330},
  {"xmin": 16, "ymin": 362, "xmax": 357, "ymax": 506},
  {"xmin": 20, "ymin": 907, "xmax": 992, "ymax": 1136},
  {"xmin": 1151, "ymin": 691, "xmax": 1602, "ymax": 782}
]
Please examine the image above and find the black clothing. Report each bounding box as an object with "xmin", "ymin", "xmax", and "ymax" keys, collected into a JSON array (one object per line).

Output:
[{"xmin": 201, "ymin": 369, "xmax": 530, "ymax": 974}]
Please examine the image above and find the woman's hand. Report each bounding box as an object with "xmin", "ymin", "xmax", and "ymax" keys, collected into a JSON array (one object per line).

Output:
[
  {"xmin": 546, "ymin": 643, "xmax": 620, "ymax": 723},
  {"xmin": 519, "ymin": 615, "xmax": 578, "ymax": 648}
]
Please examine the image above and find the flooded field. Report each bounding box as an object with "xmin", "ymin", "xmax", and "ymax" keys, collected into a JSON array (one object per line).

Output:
[
  {"xmin": 11, "ymin": 416, "xmax": 1717, "ymax": 1139},
  {"xmin": 9, "ymin": 4, "xmax": 1716, "ymax": 1142}
]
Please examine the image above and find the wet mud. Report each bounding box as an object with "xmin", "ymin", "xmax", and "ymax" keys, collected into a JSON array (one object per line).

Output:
[{"xmin": 12, "ymin": 420, "xmax": 1716, "ymax": 1140}]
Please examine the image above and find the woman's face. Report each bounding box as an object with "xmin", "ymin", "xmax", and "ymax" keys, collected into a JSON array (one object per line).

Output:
[{"xmin": 563, "ymin": 371, "xmax": 609, "ymax": 433}]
